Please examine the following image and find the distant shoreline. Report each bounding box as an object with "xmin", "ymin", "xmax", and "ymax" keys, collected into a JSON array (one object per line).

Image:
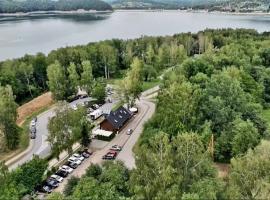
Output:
[
  {"xmin": 114, "ymin": 9, "xmax": 270, "ymax": 16},
  {"xmin": 0, "ymin": 10, "xmax": 113, "ymax": 17},
  {"xmin": 0, "ymin": 9, "xmax": 269, "ymax": 17}
]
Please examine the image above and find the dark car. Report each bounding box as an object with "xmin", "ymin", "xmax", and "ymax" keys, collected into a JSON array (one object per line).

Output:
[
  {"xmin": 46, "ymin": 178, "xmax": 59, "ymax": 189},
  {"xmin": 82, "ymin": 152, "xmax": 90, "ymax": 158},
  {"xmin": 30, "ymin": 126, "xmax": 36, "ymax": 134},
  {"xmin": 79, "ymin": 94, "xmax": 88, "ymax": 99},
  {"xmin": 30, "ymin": 132, "xmax": 36, "ymax": 139},
  {"xmin": 56, "ymin": 170, "xmax": 68, "ymax": 178},
  {"xmin": 66, "ymin": 161, "xmax": 78, "ymax": 169},
  {"xmin": 78, "ymin": 150, "xmax": 91, "ymax": 158}
]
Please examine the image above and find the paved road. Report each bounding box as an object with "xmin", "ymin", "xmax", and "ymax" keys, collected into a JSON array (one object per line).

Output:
[
  {"xmin": 9, "ymin": 98, "xmax": 117, "ymax": 170},
  {"xmin": 54, "ymin": 95, "xmax": 156, "ymax": 192}
]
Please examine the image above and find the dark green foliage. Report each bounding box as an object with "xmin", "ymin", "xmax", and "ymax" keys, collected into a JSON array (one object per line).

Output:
[
  {"xmin": 0, "ymin": 0, "xmax": 112, "ymax": 13},
  {"xmin": 1, "ymin": 29, "xmax": 268, "ymax": 105},
  {"xmin": 131, "ymin": 133, "xmax": 223, "ymax": 199},
  {"xmin": 260, "ymin": 48, "xmax": 270, "ymax": 67},
  {"xmin": 138, "ymin": 29, "xmax": 270, "ymax": 162},
  {"xmin": 84, "ymin": 164, "xmax": 102, "ymax": 179},
  {"xmin": 0, "ymin": 85, "xmax": 20, "ymax": 150},
  {"xmin": 63, "ymin": 176, "xmax": 80, "ymax": 196},
  {"xmin": 71, "ymin": 161, "xmax": 131, "ymax": 199},
  {"xmin": 92, "ymin": 81, "xmax": 106, "ymax": 104},
  {"xmin": 80, "ymin": 120, "xmax": 92, "ymax": 147},
  {"xmin": 10, "ymin": 156, "xmax": 48, "ymax": 196}
]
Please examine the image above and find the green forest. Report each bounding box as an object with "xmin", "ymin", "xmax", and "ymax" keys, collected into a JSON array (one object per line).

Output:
[
  {"xmin": 0, "ymin": 0, "xmax": 112, "ymax": 13},
  {"xmin": 0, "ymin": 28, "xmax": 270, "ymax": 199}
]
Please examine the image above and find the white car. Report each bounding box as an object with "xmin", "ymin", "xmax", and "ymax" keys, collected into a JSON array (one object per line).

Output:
[
  {"xmin": 60, "ymin": 165, "xmax": 73, "ymax": 173},
  {"xmin": 68, "ymin": 156, "xmax": 81, "ymax": 165},
  {"xmin": 50, "ymin": 174, "xmax": 64, "ymax": 183},
  {"xmin": 110, "ymin": 145, "xmax": 122, "ymax": 151},
  {"xmin": 73, "ymin": 153, "xmax": 84, "ymax": 161},
  {"xmin": 30, "ymin": 120, "xmax": 36, "ymax": 127}
]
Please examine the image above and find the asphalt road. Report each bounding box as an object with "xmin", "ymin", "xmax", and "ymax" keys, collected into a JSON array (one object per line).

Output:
[
  {"xmin": 9, "ymin": 98, "xmax": 116, "ymax": 170},
  {"xmin": 54, "ymin": 95, "xmax": 156, "ymax": 193}
]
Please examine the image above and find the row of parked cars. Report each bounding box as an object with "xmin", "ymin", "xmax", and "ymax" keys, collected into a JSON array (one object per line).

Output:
[
  {"xmin": 36, "ymin": 149, "xmax": 92, "ymax": 194},
  {"xmin": 102, "ymin": 145, "xmax": 122, "ymax": 160},
  {"xmin": 30, "ymin": 117, "xmax": 37, "ymax": 139}
]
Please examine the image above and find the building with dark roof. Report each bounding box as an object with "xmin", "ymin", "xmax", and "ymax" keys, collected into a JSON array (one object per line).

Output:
[{"xmin": 100, "ymin": 106, "xmax": 132, "ymax": 132}]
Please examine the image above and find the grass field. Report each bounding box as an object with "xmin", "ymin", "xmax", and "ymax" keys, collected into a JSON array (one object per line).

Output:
[
  {"xmin": 142, "ymin": 79, "xmax": 161, "ymax": 92},
  {"xmin": 262, "ymin": 109, "xmax": 270, "ymax": 128}
]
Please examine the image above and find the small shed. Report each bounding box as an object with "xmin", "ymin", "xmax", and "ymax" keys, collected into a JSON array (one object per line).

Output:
[{"xmin": 100, "ymin": 106, "xmax": 132, "ymax": 132}]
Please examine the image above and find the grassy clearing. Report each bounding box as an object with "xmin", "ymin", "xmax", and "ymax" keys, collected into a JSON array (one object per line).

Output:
[
  {"xmin": 142, "ymin": 79, "xmax": 161, "ymax": 92},
  {"xmin": 262, "ymin": 109, "xmax": 270, "ymax": 128}
]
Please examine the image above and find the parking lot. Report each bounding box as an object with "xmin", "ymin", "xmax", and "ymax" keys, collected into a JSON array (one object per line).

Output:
[{"xmin": 51, "ymin": 97, "xmax": 155, "ymax": 193}]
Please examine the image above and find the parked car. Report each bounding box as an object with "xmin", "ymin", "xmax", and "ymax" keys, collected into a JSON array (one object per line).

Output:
[
  {"xmin": 32, "ymin": 117, "xmax": 37, "ymax": 122},
  {"xmin": 73, "ymin": 153, "xmax": 85, "ymax": 161},
  {"xmin": 66, "ymin": 161, "xmax": 79, "ymax": 169},
  {"xmin": 102, "ymin": 151, "xmax": 117, "ymax": 160},
  {"xmin": 68, "ymin": 156, "xmax": 81, "ymax": 165},
  {"xmin": 110, "ymin": 145, "xmax": 122, "ymax": 151},
  {"xmin": 30, "ymin": 120, "xmax": 36, "ymax": 127},
  {"xmin": 30, "ymin": 131, "xmax": 36, "ymax": 139},
  {"xmin": 127, "ymin": 129, "xmax": 133, "ymax": 135},
  {"xmin": 40, "ymin": 185, "xmax": 52, "ymax": 193},
  {"xmin": 81, "ymin": 151, "xmax": 90, "ymax": 158},
  {"xmin": 78, "ymin": 149, "xmax": 92, "ymax": 158},
  {"xmin": 59, "ymin": 165, "xmax": 73, "ymax": 173},
  {"xmin": 30, "ymin": 126, "xmax": 36, "ymax": 133},
  {"xmin": 50, "ymin": 174, "xmax": 64, "ymax": 183},
  {"xmin": 55, "ymin": 170, "xmax": 68, "ymax": 178},
  {"xmin": 46, "ymin": 178, "xmax": 59, "ymax": 188}
]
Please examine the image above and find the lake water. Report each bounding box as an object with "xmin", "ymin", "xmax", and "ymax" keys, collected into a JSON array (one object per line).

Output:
[{"xmin": 0, "ymin": 10, "xmax": 270, "ymax": 61}]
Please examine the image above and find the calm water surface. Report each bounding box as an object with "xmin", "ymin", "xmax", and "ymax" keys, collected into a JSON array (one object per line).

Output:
[{"xmin": 0, "ymin": 10, "xmax": 270, "ymax": 60}]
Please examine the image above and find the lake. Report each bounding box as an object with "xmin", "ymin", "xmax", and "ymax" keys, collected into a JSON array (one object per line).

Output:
[{"xmin": 0, "ymin": 10, "xmax": 270, "ymax": 61}]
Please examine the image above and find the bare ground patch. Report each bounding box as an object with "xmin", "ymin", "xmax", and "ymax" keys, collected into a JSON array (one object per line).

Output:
[
  {"xmin": 215, "ymin": 162, "xmax": 230, "ymax": 178},
  {"xmin": 17, "ymin": 92, "xmax": 54, "ymax": 126}
]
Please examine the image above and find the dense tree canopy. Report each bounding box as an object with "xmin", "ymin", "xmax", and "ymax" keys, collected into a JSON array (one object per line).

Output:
[
  {"xmin": 0, "ymin": 85, "xmax": 19, "ymax": 150},
  {"xmin": 0, "ymin": 0, "xmax": 112, "ymax": 13}
]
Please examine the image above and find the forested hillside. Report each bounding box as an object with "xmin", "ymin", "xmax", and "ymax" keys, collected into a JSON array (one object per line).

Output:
[
  {"xmin": 107, "ymin": 0, "xmax": 269, "ymax": 11},
  {"xmin": 0, "ymin": 0, "xmax": 112, "ymax": 13},
  {"xmin": 1, "ymin": 29, "xmax": 270, "ymax": 199}
]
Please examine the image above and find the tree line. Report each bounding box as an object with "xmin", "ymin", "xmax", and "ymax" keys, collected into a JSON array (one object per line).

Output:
[{"xmin": 0, "ymin": 0, "xmax": 112, "ymax": 13}]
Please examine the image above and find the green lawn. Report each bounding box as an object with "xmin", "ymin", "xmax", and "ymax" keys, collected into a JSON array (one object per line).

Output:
[
  {"xmin": 142, "ymin": 79, "xmax": 161, "ymax": 92},
  {"xmin": 262, "ymin": 109, "xmax": 270, "ymax": 128}
]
